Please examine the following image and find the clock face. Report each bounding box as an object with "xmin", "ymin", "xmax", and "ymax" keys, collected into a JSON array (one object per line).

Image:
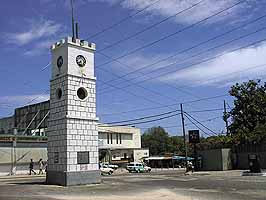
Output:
[
  {"xmin": 57, "ymin": 56, "xmax": 63, "ymax": 69},
  {"xmin": 76, "ymin": 55, "xmax": 86, "ymax": 67}
]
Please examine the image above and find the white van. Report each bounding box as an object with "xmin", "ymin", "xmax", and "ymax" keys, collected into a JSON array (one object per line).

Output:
[{"xmin": 126, "ymin": 162, "xmax": 151, "ymax": 173}]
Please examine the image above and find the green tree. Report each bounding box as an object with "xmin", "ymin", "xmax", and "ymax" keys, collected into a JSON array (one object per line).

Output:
[
  {"xmin": 168, "ymin": 136, "xmax": 185, "ymax": 155},
  {"xmin": 141, "ymin": 126, "xmax": 186, "ymax": 156},
  {"xmin": 141, "ymin": 127, "xmax": 170, "ymax": 156},
  {"xmin": 228, "ymin": 80, "xmax": 266, "ymax": 143}
]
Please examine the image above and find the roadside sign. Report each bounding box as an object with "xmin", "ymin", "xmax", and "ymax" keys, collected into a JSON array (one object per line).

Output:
[{"xmin": 188, "ymin": 130, "xmax": 200, "ymax": 144}]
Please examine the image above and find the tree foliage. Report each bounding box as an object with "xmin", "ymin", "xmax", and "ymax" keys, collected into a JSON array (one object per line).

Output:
[
  {"xmin": 141, "ymin": 126, "xmax": 185, "ymax": 156},
  {"xmin": 228, "ymin": 80, "xmax": 266, "ymax": 143},
  {"xmin": 196, "ymin": 135, "xmax": 232, "ymax": 150}
]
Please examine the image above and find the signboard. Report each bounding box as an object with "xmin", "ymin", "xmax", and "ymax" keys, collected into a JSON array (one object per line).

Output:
[
  {"xmin": 248, "ymin": 154, "xmax": 257, "ymax": 160},
  {"xmin": 188, "ymin": 130, "xmax": 200, "ymax": 144}
]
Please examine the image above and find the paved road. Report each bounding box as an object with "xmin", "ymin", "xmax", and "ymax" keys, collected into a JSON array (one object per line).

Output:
[{"xmin": 0, "ymin": 170, "xmax": 265, "ymax": 200}]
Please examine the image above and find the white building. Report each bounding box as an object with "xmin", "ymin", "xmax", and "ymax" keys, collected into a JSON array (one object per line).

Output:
[
  {"xmin": 98, "ymin": 125, "xmax": 149, "ymax": 163},
  {"xmin": 0, "ymin": 102, "xmax": 149, "ymax": 164}
]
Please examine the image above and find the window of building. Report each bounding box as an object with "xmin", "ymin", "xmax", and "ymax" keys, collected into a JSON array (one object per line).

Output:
[
  {"xmin": 119, "ymin": 133, "xmax": 122, "ymax": 144},
  {"xmin": 110, "ymin": 133, "xmax": 113, "ymax": 144},
  {"xmin": 107, "ymin": 133, "xmax": 110, "ymax": 144},
  {"xmin": 116, "ymin": 133, "xmax": 119, "ymax": 144}
]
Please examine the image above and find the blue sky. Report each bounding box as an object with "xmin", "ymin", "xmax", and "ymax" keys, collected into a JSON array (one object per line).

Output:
[{"xmin": 1, "ymin": 0, "xmax": 266, "ymax": 136}]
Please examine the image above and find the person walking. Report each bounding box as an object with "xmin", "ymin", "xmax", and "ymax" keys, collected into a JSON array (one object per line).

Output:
[
  {"xmin": 38, "ymin": 158, "xmax": 44, "ymax": 175},
  {"xmin": 29, "ymin": 159, "xmax": 36, "ymax": 175}
]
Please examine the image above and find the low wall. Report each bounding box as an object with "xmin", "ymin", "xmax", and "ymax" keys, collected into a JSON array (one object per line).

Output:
[
  {"xmin": 198, "ymin": 148, "xmax": 232, "ymax": 171},
  {"xmin": 0, "ymin": 145, "xmax": 47, "ymax": 175},
  {"xmin": 233, "ymin": 152, "xmax": 266, "ymax": 169},
  {"xmin": 232, "ymin": 143, "xmax": 266, "ymax": 169}
]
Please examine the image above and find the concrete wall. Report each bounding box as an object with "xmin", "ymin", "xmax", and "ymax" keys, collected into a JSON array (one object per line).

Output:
[
  {"xmin": 198, "ymin": 148, "xmax": 232, "ymax": 171},
  {"xmin": 0, "ymin": 146, "xmax": 47, "ymax": 175},
  {"xmin": 221, "ymin": 149, "xmax": 232, "ymax": 170}
]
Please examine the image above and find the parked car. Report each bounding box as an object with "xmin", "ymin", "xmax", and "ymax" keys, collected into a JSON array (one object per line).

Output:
[
  {"xmin": 126, "ymin": 162, "xmax": 151, "ymax": 173},
  {"xmin": 100, "ymin": 165, "xmax": 114, "ymax": 175},
  {"xmin": 100, "ymin": 163, "xmax": 119, "ymax": 170}
]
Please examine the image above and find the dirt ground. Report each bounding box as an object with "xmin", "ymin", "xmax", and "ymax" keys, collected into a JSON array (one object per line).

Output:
[
  {"xmin": 0, "ymin": 170, "xmax": 265, "ymax": 200},
  {"xmin": 47, "ymin": 189, "xmax": 191, "ymax": 200}
]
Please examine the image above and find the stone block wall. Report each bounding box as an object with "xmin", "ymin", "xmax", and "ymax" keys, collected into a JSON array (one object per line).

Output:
[{"xmin": 48, "ymin": 74, "xmax": 98, "ymax": 173}]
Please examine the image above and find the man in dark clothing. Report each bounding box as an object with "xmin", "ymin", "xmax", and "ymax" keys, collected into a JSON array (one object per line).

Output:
[{"xmin": 29, "ymin": 159, "xmax": 36, "ymax": 175}]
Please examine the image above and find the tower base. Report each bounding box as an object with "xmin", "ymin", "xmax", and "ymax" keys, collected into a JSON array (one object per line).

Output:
[{"xmin": 46, "ymin": 170, "xmax": 101, "ymax": 186}]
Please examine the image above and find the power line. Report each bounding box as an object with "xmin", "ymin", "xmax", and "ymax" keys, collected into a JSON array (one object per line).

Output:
[
  {"xmin": 95, "ymin": 0, "xmax": 246, "ymax": 69},
  {"xmin": 97, "ymin": 13, "xmax": 266, "ymax": 92},
  {"xmin": 1, "ymin": 2, "xmax": 252, "ymax": 118},
  {"xmin": 85, "ymin": 0, "xmax": 162, "ymax": 40},
  {"xmin": 97, "ymin": 58, "xmax": 183, "ymax": 102},
  {"xmin": 182, "ymin": 95, "xmax": 229, "ymax": 105},
  {"xmin": 140, "ymin": 115, "xmax": 222, "ymax": 130},
  {"xmin": 98, "ymin": 94, "xmax": 229, "ymax": 117},
  {"xmin": 226, "ymin": 103, "xmax": 233, "ymax": 110},
  {"xmin": 99, "ymin": 113, "xmax": 180, "ymax": 127},
  {"xmin": 100, "ymin": 34, "xmax": 266, "ymax": 96},
  {"xmin": 101, "ymin": 109, "xmax": 180, "ymax": 125},
  {"xmin": 97, "ymin": 59, "xmax": 199, "ymax": 100},
  {"xmin": 97, "ymin": 0, "xmax": 204, "ymax": 52},
  {"xmin": 97, "ymin": 79, "xmax": 177, "ymax": 110},
  {"xmin": 98, "ymin": 26, "xmax": 266, "ymax": 95},
  {"xmin": 188, "ymin": 108, "xmax": 225, "ymax": 113},
  {"xmin": 191, "ymin": 63, "xmax": 266, "ymax": 87},
  {"xmin": 184, "ymin": 114, "xmax": 215, "ymax": 137},
  {"xmin": 184, "ymin": 112, "xmax": 219, "ymax": 136}
]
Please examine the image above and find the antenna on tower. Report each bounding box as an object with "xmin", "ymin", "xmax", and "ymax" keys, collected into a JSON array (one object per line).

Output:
[
  {"xmin": 71, "ymin": 0, "xmax": 76, "ymax": 42},
  {"xmin": 75, "ymin": 22, "xmax": 79, "ymax": 39}
]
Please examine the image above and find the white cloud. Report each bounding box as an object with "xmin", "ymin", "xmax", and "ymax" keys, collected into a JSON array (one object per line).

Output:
[
  {"xmin": 110, "ymin": 53, "xmax": 175, "ymax": 78},
  {"xmin": 160, "ymin": 42, "xmax": 266, "ymax": 87},
  {"xmin": 93, "ymin": 0, "xmax": 249, "ymax": 25},
  {"xmin": 6, "ymin": 19, "xmax": 62, "ymax": 46},
  {"xmin": 23, "ymin": 39, "xmax": 56, "ymax": 56},
  {"xmin": 0, "ymin": 94, "xmax": 49, "ymax": 107},
  {"xmin": 119, "ymin": 53, "xmax": 170, "ymax": 70}
]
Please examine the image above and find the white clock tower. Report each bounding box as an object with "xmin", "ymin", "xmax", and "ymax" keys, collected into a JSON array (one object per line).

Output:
[{"xmin": 46, "ymin": 37, "xmax": 101, "ymax": 186}]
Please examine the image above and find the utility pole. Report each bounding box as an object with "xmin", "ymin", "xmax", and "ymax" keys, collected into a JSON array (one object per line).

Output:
[
  {"xmin": 180, "ymin": 103, "xmax": 188, "ymax": 170},
  {"xmin": 223, "ymin": 100, "xmax": 229, "ymax": 136},
  {"xmin": 12, "ymin": 128, "xmax": 17, "ymax": 175}
]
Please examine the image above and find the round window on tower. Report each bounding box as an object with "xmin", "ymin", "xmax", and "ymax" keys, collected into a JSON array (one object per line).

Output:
[
  {"xmin": 57, "ymin": 56, "xmax": 63, "ymax": 69},
  {"xmin": 77, "ymin": 87, "xmax": 88, "ymax": 100},
  {"xmin": 56, "ymin": 88, "xmax": 63, "ymax": 100}
]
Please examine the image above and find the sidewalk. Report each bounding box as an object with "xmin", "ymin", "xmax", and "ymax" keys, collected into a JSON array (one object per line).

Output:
[
  {"xmin": 0, "ymin": 174, "xmax": 45, "ymax": 180},
  {"xmin": 192, "ymin": 170, "xmax": 246, "ymax": 176}
]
